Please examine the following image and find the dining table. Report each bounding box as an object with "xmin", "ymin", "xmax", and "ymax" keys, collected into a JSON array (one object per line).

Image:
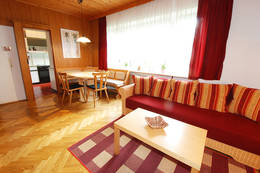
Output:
[{"xmin": 65, "ymin": 71, "xmax": 95, "ymax": 102}]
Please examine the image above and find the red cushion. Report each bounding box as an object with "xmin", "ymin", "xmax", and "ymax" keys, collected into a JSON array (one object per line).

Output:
[{"xmin": 126, "ymin": 95, "xmax": 260, "ymax": 155}]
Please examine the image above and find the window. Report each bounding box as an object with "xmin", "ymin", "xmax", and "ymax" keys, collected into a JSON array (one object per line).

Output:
[{"xmin": 107, "ymin": 0, "xmax": 198, "ymax": 77}]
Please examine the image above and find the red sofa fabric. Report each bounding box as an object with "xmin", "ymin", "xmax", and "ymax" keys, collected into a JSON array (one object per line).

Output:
[{"xmin": 126, "ymin": 95, "xmax": 260, "ymax": 155}]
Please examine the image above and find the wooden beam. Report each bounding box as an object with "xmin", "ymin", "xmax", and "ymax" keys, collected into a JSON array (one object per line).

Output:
[{"xmin": 87, "ymin": 0, "xmax": 154, "ymax": 20}]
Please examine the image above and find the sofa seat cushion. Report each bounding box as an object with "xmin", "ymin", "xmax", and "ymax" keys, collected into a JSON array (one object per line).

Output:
[
  {"xmin": 106, "ymin": 79, "xmax": 124, "ymax": 88},
  {"xmin": 126, "ymin": 95, "xmax": 260, "ymax": 155}
]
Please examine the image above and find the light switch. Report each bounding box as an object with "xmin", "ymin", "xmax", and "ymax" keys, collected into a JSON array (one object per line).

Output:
[{"xmin": 2, "ymin": 46, "xmax": 12, "ymax": 51}]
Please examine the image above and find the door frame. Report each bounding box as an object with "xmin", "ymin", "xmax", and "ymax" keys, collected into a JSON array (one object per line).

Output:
[{"xmin": 13, "ymin": 21, "xmax": 58, "ymax": 101}]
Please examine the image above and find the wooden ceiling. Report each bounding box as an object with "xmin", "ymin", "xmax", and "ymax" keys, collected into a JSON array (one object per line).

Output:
[{"xmin": 15, "ymin": 0, "xmax": 153, "ymax": 20}]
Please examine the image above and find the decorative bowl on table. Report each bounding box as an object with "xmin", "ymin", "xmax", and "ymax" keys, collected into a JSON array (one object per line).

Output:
[{"xmin": 145, "ymin": 116, "xmax": 168, "ymax": 129}]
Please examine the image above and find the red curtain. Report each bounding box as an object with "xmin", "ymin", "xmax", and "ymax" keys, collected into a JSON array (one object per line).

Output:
[
  {"xmin": 189, "ymin": 0, "xmax": 233, "ymax": 80},
  {"xmin": 99, "ymin": 17, "xmax": 107, "ymax": 70}
]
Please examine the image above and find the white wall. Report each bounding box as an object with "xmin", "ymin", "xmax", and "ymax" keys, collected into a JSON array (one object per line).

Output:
[
  {"xmin": 0, "ymin": 25, "xmax": 26, "ymax": 104},
  {"xmin": 221, "ymin": 0, "xmax": 260, "ymax": 89}
]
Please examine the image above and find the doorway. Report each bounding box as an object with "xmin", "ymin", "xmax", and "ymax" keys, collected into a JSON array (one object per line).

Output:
[{"xmin": 23, "ymin": 28, "xmax": 56, "ymax": 98}]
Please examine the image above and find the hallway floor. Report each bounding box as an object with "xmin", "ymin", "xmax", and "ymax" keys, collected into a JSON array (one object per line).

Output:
[{"xmin": 33, "ymin": 83, "xmax": 54, "ymax": 97}]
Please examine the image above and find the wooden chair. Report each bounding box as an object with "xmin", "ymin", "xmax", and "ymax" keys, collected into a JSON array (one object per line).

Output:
[
  {"xmin": 87, "ymin": 72, "xmax": 114, "ymax": 107},
  {"xmin": 58, "ymin": 72, "xmax": 86, "ymax": 105}
]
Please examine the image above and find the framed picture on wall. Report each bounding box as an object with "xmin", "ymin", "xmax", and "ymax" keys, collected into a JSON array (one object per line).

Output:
[{"xmin": 60, "ymin": 28, "xmax": 80, "ymax": 58}]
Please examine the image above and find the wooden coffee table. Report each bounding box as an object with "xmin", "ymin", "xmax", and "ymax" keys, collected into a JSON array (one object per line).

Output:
[{"xmin": 114, "ymin": 108, "xmax": 207, "ymax": 171}]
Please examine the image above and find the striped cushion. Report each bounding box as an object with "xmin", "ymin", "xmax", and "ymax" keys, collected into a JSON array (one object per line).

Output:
[
  {"xmin": 170, "ymin": 80, "xmax": 198, "ymax": 106},
  {"xmin": 133, "ymin": 75, "xmax": 153, "ymax": 95},
  {"xmin": 196, "ymin": 83, "xmax": 232, "ymax": 112},
  {"xmin": 227, "ymin": 84, "xmax": 260, "ymax": 122},
  {"xmin": 150, "ymin": 78, "xmax": 172, "ymax": 99}
]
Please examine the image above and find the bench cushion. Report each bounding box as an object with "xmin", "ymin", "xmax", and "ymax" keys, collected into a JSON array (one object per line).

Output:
[
  {"xmin": 69, "ymin": 83, "xmax": 83, "ymax": 89},
  {"xmin": 106, "ymin": 79, "xmax": 124, "ymax": 88},
  {"xmin": 126, "ymin": 95, "xmax": 260, "ymax": 155}
]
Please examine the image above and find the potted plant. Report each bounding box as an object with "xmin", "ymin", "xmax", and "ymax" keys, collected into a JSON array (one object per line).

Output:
[
  {"xmin": 161, "ymin": 64, "xmax": 166, "ymax": 73},
  {"xmin": 124, "ymin": 62, "xmax": 128, "ymax": 69}
]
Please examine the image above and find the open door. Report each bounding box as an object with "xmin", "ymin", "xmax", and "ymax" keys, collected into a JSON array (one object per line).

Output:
[
  {"xmin": 13, "ymin": 21, "xmax": 57, "ymax": 101},
  {"xmin": 0, "ymin": 25, "xmax": 26, "ymax": 104},
  {"xmin": 13, "ymin": 22, "xmax": 35, "ymax": 101}
]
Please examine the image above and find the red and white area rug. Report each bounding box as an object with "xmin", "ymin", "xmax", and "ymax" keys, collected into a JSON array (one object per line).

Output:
[{"xmin": 68, "ymin": 122, "xmax": 256, "ymax": 173}]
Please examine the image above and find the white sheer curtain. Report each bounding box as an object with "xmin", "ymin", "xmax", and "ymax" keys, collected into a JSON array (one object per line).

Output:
[{"xmin": 107, "ymin": 0, "xmax": 198, "ymax": 77}]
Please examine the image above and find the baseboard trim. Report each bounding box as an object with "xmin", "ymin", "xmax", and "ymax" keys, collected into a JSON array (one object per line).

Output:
[{"xmin": 0, "ymin": 99, "xmax": 27, "ymax": 106}]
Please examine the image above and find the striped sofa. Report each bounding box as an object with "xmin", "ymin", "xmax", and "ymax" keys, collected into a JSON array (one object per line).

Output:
[{"xmin": 119, "ymin": 77, "xmax": 260, "ymax": 169}]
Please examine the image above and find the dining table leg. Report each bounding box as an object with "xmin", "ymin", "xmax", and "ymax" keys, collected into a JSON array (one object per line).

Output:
[{"xmin": 79, "ymin": 80, "xmax": 88, "ymax": 102}]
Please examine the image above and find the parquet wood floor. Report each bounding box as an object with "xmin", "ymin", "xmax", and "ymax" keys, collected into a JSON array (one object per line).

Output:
[{"xmin": 0, "ymin": 92, "xmax": 122, "ymax": 173}]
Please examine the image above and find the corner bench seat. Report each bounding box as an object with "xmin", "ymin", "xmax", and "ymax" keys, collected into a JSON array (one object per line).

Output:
[
  {"xmin": 105, "ymin": 68, "xmax": 130, "ymax": 93},
  {"xmin": 126, "ymin": 95, "xmax": 260, "ymax": 156}
]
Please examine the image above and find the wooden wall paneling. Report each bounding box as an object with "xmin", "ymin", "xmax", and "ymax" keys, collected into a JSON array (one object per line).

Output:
[
  {"xmin": 13, "ymin": 21, "xmax": 35, "ymax": 101},
  {"xmin": 0, "ymin": 1, "xmax": 12, "ymax": 26},
  {"xmin": 89, "ymin": 19, "xmax": 99, "ymax": 67},
  {"xmin": 0, "ymin": 0, "xmax": 98, "ymax": 69}
]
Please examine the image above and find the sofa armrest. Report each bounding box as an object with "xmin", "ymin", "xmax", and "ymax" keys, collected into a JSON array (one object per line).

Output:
[
  {"xmin": 119, "ymin": 83, "xmax": 134, "ymax": 98},
  {"xmin": 119, "ymin": 84, "xmax": 135, "ymax": 115}
]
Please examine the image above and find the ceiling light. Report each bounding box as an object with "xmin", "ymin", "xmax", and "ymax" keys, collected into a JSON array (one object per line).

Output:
[
  {"xmin": 77, "ymin": 35, "xmax": 91, "ymax": 43},
  {"xmin": 77, "ymin": 0, "xmax": 91, "ymax": 43}
]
